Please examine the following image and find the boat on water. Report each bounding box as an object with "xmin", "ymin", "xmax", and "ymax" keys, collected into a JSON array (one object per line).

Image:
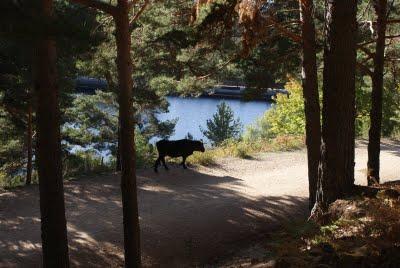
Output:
[
  {"xmin": 75, "ymin": 77, "xmax": 108, "ymax": 94},
  {"xmin": 203, "ymin": 84, "xmax": 290, "ymax": 101}
]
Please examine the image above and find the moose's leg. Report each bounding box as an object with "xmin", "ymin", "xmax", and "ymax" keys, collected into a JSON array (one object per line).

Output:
[
  {"xmin": 161, "ymin": 156, "xmax": 169, "ymax": 170},
  {"xmin": 154, "ymin": 156, "xmax": 161, "ymax": 172},
  {"xmin": 181, "ymin": 156, "xmax": 188, "ymax": 169}
]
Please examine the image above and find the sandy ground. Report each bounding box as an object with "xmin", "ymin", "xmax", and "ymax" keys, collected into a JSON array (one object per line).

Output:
[{"xmin": 0, "ymin": 140, "xmax": 399, "ymax": 267}]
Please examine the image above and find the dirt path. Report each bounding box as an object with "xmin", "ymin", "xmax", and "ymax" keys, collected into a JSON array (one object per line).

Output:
[{"xmin": 1, "ymin": 140, "xmax": 399, "ymax": 267}]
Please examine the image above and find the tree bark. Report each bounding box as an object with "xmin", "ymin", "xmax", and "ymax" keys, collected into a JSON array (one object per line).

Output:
[
  {"xmin": 34, "ymin": 0, "xmax": 70, "ymax": 266},
  {"xmin": 299, "ymin": 0, "xmax": 321, "ymax": 210},
  {"xmin": 26, "ymin": 103, "xmax": 33, "ymax": 185},
  {"xmin": 367, "ymin": 0, "xmax": 387, "ymax": 186},
  {"xmin": 314, "ymin": 0, "xmax": 358, "ymax": 210},
  {"xmin": 116, "ymin": 120, "xmax": 122, "ymax": 172},
  {"xmin": 115, "ymin": 1, "xmax": 141, "ymax": 266}
]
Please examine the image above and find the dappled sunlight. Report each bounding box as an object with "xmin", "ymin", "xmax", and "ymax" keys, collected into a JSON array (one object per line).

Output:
[
  {"xmin": 2, "ymin": 142, "xmax": 399, "ymax": 266},
  {"xmin": 0, "ymin": 167, "xmax": 308, "ymax": 267}
]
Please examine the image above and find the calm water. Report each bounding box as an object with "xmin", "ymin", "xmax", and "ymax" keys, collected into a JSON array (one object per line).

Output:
[{"xmin": 156, "ymin": 96, "xmax": 272, "ymax": 142}]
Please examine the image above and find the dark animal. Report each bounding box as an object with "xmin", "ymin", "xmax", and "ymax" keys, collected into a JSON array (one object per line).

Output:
[{"xmin": 154, "ymin": 139, "xmax": 205, "ymax": 172}]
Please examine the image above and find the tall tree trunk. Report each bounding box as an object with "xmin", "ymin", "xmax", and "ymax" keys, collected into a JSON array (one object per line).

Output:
[
  {"xmin": 367, "ymin": 0, "xmax": 387, "ymax": 186},
  {"xmin": 115, "ymin": 1, "xmax": 141, "ymax": 266},
  {"xmin": 299, "ymin": 0, "xmax": 321, "ymax": 210},
  {"xmin": 314, "ymin": 0, "xmax": 358, "ymax": 211},
  {"xmin": 116, "ymin": 120, "xmax": 122, "ymax": 172},
  {"xmin": 26, "ymin": 103, "xmax": 33, "ymax": 185},
  {"xmin": 34, "ymin": 0, "xmax": 70, "ymax": 266}
]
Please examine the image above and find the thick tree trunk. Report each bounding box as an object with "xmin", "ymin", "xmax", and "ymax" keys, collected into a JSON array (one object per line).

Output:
[
  {"xmin": 299, "ymin": 0, "xmax": 321, "ymax": 210},
  {"xmin": 115, "ymin": 1, "xmax": 141, "ymax": 266},
  {"xmin": 34, "ymin": 0, "xmax": 70, "ymax": 266},
  {"xmin": 26, "ymin": 103, "xmax": 33, "ymax": 185},
  {"xmin": 367, "ymin": 0, "xmax": 387, "ymax": 186},
  {"xmin": 314, "ymin": 0, "xmax": 358, "ymax": 210}
]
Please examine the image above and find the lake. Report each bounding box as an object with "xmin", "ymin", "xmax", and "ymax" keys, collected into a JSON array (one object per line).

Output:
[{"xmin": 156, "ymin": 96, "xmax": 272, "ymax": 142}]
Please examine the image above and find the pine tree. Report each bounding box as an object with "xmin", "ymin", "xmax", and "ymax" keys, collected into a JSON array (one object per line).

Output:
[
  {"xmin": 34, "ymin": 0, "xmax": 70, "ymax": 266},
  {"xmin": 299, "ymin": 0, "xmax": 321, "ymax": 210},
  {"xmin": 200, "ymin": 102, "xmax": 242, "ymax": 146},
  {"xmin": 367, "ymin": 0, "xmax": 388, "ymax": 185},
  {"xmin": 313, "ymin": 0, "xmax": 358, "ymax": 212}
]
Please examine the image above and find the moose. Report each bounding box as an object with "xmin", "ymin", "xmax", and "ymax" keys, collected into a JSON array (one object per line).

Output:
[{"xmin": 154, "ymin": 139, "xmax": 205, "ymax": 172}]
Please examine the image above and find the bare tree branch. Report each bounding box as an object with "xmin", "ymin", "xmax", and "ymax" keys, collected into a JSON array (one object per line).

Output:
[
  {"xmin": 196, "ymin": 56, "xmax": 237, "ymax": 80},
  {"xmin": 385, "ymin": 34, "xmax": 400, "ymax": 39},
  {"xmin": 129, "ymin": 0, "xmax": 150, "ymax": 29},
  {"xmin": 265, "ymin": 16, "xmax": 302, "ymax": 43},
  {"xmin": 386, "ymin": 19, "xmax": 400, "ymax": 24}
]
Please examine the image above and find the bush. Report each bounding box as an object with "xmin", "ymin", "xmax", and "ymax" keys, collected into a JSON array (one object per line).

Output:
[
  {"xmin": 63, "ymin": 150, "xmax": 111, "ymax": 178},
  {"xmin": 135, "ymin": 129, "xmax": 156, "ymax": 168},
  {"xmin": 187, "ymin": 150, "xmax": 216, "ymax": 166},
  {"xmin": 0, "ymin": 171, "xmax": 27, "ymax": 188},
  {"xmin": 244, "ymin": 79, "xmax": 306, "ymax": 141}
]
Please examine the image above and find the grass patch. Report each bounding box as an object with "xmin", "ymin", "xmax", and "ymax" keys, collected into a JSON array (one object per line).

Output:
[
  {"xmin": 188, "ymin": 135, "xmax": 304, "ymax": 167},
  {"xmin": 187, "ymin": 151, "xmax": 217, "ymax": 166}
]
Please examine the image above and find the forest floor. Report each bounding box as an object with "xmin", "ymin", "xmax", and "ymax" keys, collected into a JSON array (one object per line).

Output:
[{"xmin": 0, "ymin": 139, "xmax": 399, "ymax": 267}]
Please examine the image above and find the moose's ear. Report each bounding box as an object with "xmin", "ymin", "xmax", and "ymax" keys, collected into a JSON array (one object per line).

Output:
[{"xmin": 200, "ymin": 139, "xmax": 204, "ymax": 143}]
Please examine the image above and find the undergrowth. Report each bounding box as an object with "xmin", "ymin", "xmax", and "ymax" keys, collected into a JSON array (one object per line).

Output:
[
  {"xmin": 250, "ymin": 184, "xmax": 400, "ymax": 267},
  {"xmin": 187, "ymin": 135, "xmax": 304, "ymax": 166}
]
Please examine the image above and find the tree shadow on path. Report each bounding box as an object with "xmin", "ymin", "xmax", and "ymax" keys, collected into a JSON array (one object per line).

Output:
[{"xmin": 0, "ymin": 167, "xmax": 308, "ymax": 267}]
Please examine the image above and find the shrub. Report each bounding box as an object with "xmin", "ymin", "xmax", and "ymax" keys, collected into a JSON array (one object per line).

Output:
[
  {"xmin": 63, "ymin": 150, "xmax": 111, "ymax": 178},
  {"xmin": 187, "ymin": 151, "xmax": 216, "ymax": 166},
  {"xmin": 244, "ymin": 79, "xmax": 306, "ymax": 140},
  {"xmin": 135, "ymin": 129, "xmax": 156, "ymax": 168},
  {"xmin": 233, "ymin": 143, "xmax": 252, "ymax": 159}
]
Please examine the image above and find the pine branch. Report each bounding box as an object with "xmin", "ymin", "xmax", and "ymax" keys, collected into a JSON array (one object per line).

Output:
[
  {"xmin": 356, "ymin": 62, "xmax": 373, "ymax": 77},
  {"xmin": 68, "ymin": 0, "xmax": 117, "ymax": 15},
  {"xmin": 196, "ymin": 56, "xmax": 237, "ymax": 80},
  {"xmin": 358, "ymin": 46, "xmax": 375, "ymax": 60},
  {"xmin": 385, "ymin": 34, "xmax": 400, "ymax": 39}
]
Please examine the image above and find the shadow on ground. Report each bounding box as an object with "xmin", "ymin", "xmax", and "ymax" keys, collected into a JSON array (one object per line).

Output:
[
  {"xmin": 0, "ymin": 167, "xmax": 308, "ymax": 267},
  {"xmin": 358, "ymin": 139, "xmax": 400, "ymax": 157}
]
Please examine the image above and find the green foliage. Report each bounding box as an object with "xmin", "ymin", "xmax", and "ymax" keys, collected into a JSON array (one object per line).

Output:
[
  {"xmin": 382, "ymin": 81, "xmax": 400, "ymax": 137},
  {"xmin": 200, "ymin": 102, "xmax": 242, "ymax": 146},
  {"xmin": 149, "ymin": 76, "xmax": 177, "ymax": 95},
  {"xmin": 63, "ymin": 91, "xmax": 118, "ymax": 155},
  {"xmin": 63, "ymin": 150, "xmax": 112, "ymax": 178},
  {"xmin": 187, "ymin": 151, "xmax": 217, "ymax": 166},
  {"xmin": 63, "ymin": 90, "xmax": 174, "ymax": 169},
  {"xmin": 176, "ymin": 76, "xmax": 214, "ymax": 96},
  {"xmin": 355, "ymin": 73, "xmax": 400, "ymax": 138},
  {"xmin": 185, "ymin": 132, "xmax": 194, "ymax": 140},
  {"xmin": 135, "ymin": 129, "xmax": 156, "ymax": 168},
  {"xmin": 245, "ymin": 80, "xmax": 306, "ymax": 140},
  {"xmin": 188, "ymin": 135, "xmax": 304, "ymax": 166}
]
